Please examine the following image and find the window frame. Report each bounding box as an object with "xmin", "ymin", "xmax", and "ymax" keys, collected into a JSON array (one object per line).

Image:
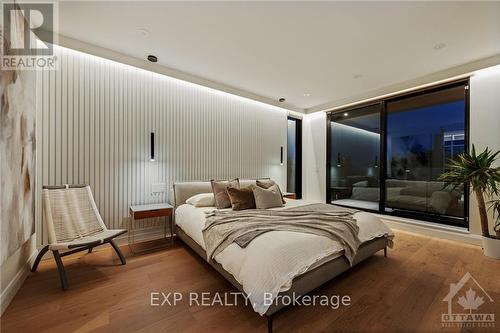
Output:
[{"xmin": 326, "ymin": 79, "xmax": 470, "ymax": 229}]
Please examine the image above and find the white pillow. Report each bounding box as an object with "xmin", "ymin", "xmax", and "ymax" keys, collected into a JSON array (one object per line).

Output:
[{"xmin": 186, "ymin": 193, "xmax": 215, "ymax": 207}]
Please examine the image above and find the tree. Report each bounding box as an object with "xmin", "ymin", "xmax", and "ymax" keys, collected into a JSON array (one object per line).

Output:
[{"xmin": 438, "ymin": 145, "xmax": 500, "ymax": 238}]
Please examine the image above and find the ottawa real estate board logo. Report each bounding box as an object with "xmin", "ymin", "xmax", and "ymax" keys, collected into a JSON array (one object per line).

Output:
[
  {"xmin": 1, "ymin": 2, "xmax": 57, "ymax": 70},
  {"xmin": 442, "ymin": 272, "xmax": 495, "ymax": 328}
]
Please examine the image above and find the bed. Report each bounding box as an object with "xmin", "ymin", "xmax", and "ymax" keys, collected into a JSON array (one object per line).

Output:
[{"xmin": 171, "ymin": 180, "xmax": 394, "ymax": 332}]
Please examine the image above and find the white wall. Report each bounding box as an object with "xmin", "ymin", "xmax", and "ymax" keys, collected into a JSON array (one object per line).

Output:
[
  {"xmin": 302, "ymin": 112, "xmax": 326, "ymax": 202},
  {"xmin": 37, "ymin": 45, "xmax": 288, "ymax": 238},
  {"xmin": 469, "ymin": 65, "xmax": 500, "ymax": 236},
  {"xmin": 302, "ymin": 64, "xmax": 500, "ymax": 237}
]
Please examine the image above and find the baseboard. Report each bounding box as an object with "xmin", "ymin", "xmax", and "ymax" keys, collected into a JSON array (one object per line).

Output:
[
  {"xmin": 0, "ymin": 249, "xmax": 38, "ymax": 316},
  {"xmin": 379, "ymin": 214, "xmax": 483, "ymax": 246}
]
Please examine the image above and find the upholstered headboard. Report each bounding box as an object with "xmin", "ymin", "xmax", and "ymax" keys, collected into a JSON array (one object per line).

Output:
[{"xmin": 171, "ymin": 179, "xmax": 258, "ymax": 207}]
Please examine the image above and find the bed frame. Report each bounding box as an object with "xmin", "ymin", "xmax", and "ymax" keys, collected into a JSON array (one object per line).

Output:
[{"xmin": 171, "ymin": 181, "xmax": 389, "ymax": 332}]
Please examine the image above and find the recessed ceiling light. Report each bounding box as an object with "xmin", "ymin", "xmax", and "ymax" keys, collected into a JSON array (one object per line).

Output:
[
  {"xmin": 147, "ymin": 55, "xmax": 158, "ymax": 63},
  {"xmin": 343, "ymin": 113, "xmax": 349, "ymax": 117},
  {"xmin": 137, "ymin": 28, "xmax": 150, "ymax": 37},
  {"xmin": 353, "ymin": 74, "xmax": 362, "ymax": 79},
  {"xmin": 279, "ymin": 97, "xmax": 286, "ymax": 103},
  {"xmin": 303, "ymin": 93, "xmax": 311, "ymax": 97},
  {"xmin": 433, "ymin": 43, "xmax": 446, "ymax": 50}
]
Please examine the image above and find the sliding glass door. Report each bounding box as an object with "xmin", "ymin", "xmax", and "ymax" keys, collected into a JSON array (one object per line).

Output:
[
  {"xmin": 327, "ymin": 81, "xmax": 468, "ymax": 227},
  {"xmin": 328, "ymin": 104, "xmax": 381, "ymax": 211},
  {"xmin": 385, "ymin": 84, "xmax": 466, "ymax": 220}
]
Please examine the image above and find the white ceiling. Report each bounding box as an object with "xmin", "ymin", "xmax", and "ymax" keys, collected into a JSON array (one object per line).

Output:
[{"xmin": 58, "ymin": 1, "xmax": 500, "ymax": 112}]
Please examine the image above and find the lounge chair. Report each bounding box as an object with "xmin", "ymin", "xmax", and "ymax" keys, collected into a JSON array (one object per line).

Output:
[{"xmin": 31, "ymin": 185, "xmax": 127, "ymax": 290}]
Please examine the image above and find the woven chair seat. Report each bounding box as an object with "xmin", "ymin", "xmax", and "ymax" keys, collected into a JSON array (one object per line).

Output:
[{"xmin": 49, "ymin": 229, "xmax": 127, "ymax": 250}]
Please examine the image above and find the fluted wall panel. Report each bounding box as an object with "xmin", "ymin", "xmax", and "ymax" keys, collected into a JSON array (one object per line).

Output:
[{"xmin": 37, "ymin": 45, "xmax": 287, "ymax": 237}]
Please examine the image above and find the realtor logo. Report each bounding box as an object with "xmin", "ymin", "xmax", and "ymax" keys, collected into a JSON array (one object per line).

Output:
[
  {"xmin": 442, "ymin": 272, "xmax": 495, "ymax": 328},
  {"xmin": 1, "ymin": 2, "xmax": 57, "ymax": 69}
]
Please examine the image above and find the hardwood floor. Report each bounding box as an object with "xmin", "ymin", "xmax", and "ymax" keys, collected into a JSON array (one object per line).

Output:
[{"xmin": 2, "ymin": 231, "xmax": 499, "ymax": 333}]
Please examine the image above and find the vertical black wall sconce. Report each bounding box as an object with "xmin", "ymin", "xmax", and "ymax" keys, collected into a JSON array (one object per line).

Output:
[
  {"xmin": 150, "ymin": 132, "xmax": 155, "ymax": 162},
  {"xmin": 374, "ymin": 155, "xmax": 378, "ymax": 168},
  {"xmin": 280, "ymin": 146, "xmax": 284, "ymax": 165},
  {"xmin": 337, "ymin": 153, "xmax": 341, "ymax": 167}
]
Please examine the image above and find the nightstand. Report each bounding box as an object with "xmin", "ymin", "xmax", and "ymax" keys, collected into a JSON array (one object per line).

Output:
[{"xmin": 129, "ymin": 203, "xmax": 173, "ymax": 253}]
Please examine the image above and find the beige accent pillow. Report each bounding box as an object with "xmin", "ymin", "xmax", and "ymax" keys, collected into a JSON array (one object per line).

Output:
[
  {"xmin": 227, "ymin": 186, "xmax": 256, "ymax": 210},
  {"xmin": 186, "ymin": 193, "xmax": 215, "ymax": 207},
  {"xmin": 253, "ymin": 184, "xmax": 284, "ymax": 209},
  {"xmin": 211, "ymin": 178, "xmax": 239, "ymax": 209},
  {"xmin": 256, "ymin": 179, "xmax": 286, "ymax": 204}
]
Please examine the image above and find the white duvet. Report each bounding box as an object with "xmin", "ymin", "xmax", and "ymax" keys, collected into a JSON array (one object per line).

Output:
[{"xmin": 175, "ymin": 199, "xmax": 394, "ymax": 315}]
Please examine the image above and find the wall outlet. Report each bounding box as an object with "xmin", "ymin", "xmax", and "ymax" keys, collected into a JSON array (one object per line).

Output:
[{"xmin": 151, "ymin": 182, "xmax": 167, "ymax": 196}]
